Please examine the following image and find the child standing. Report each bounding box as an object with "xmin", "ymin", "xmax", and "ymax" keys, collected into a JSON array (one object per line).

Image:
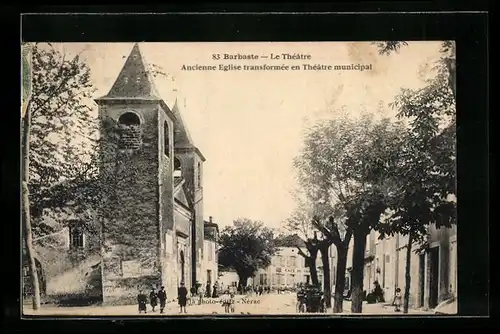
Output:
[
  {"xmin": 221, "ymin": 290, "xmax": 233, "ymax": 313},
  {"xmin": 393, "ymin": 288, "xmax": 402, "ymax": 312}
]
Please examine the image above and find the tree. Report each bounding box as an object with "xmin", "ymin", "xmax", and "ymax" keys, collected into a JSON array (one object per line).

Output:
[
  {"xmin": 376, "ymin": 41, "xmax": 457, "ymax": 313},
  {"xmin": 21, "ymin": 43, "xmax": 98, "ymax": 309},
  {"xmin": 294, "ymin": 110, "xmax": 406, "ymax": 313},
  {"xmin": 218, "ymin": 219, "xmax": 277, "ymax": 289},
  {"xmin": 284, "ymin": 199, "xmax": 322, "ymax": 287},
  {"xmin": 26, "ymin": 43, "xmax": 97, "ymax": 242},
  {"xmin": 22, "ymin": 43, "xmax": 41, "ymax": 311},
  {"xmin": 313, "ymin": 214, "xmax": 352, "ymax": 313}
]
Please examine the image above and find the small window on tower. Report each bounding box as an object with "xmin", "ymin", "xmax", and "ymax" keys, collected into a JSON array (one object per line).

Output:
[
  {"xmin": 164, "ymin": 121, "xmax": 170, "ymax": 157},
  {"xmin": 117, "ymin": 112, "xmax": 142, "ymax": 150}
]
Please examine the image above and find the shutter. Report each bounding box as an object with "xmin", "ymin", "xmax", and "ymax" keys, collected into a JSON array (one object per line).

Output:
[{"xmin": 82, "ymin": 232, "xmax": 87, "ymax": 248}]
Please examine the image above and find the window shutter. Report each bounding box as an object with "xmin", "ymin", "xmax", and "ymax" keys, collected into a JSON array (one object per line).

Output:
[{"xmin": 82, "ymin": 232, "xmax": 87, "ymax": 248}]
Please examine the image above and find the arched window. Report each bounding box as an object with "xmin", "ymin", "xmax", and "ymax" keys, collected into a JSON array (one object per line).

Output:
[
  {"xmin": 117, "ymin": 112, "xmax": 141, "ymax": 150},
  {"xmin": 164, "ymin": 121, "xmax": 170, "ymax": 157},
  {"xmin": 197, "ymin": 162, "xmax": 201, "ymax": 188},
  {"xmin": 174, "ymin": 157, "xmax": 182, "ymax": 177}
]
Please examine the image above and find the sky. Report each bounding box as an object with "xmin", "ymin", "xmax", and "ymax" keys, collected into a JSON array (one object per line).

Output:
[{"xmin": 57, "ymin": 41, "xmax": 443, "ymax": 230}]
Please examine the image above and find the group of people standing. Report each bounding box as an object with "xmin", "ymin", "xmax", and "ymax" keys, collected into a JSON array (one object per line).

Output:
[
  {"xmin": 137, "ymin": 282, "xmax": 189, "ymax": 314},
  {"xmin": 137, "ymin": 286, "xmax": 168, "ymax": 314}
]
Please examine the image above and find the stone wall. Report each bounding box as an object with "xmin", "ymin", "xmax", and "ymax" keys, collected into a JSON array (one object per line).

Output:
[
  {"xmin": 98, "ymin": 102, "xmax": 163, "ymax": 305},
  {"xmin": 29, "ymin": 225, "xmax": 102, "ymax": 306}
]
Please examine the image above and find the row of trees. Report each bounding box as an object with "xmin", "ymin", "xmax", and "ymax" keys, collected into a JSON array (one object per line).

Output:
[{"xmin": 283, "ymin": 41, "xmax": 456, "ymax": 313}]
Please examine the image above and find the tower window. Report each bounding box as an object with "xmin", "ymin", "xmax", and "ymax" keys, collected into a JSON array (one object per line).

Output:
[
  {"xmin": 117, "ymin": 112, "xmax": 141, "ymax": 150},
  {"xmin": 164, "ymin": 121, "xmax": 170, "ymax": 157},
  {"xmin": 69, "ymin": 225, "xmax": 85, "ymax": 250},
  {"xmin": 174, "ymin": 157, "xmax": 182, "ymax": 177}
]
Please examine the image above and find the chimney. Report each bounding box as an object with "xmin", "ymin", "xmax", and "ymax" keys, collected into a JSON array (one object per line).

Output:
[{"xmin": 209, "ymin": 216, "xmax": 213, "ymax": 223}]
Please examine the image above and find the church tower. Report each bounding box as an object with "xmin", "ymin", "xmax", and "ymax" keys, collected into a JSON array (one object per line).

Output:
[
  {"xmin": 94, "ymin": 43, "xmax": 178, "ymax": 305},
  {"xmin": 171, "ymin": 99, "xmax": 206, "ymax": 285}
]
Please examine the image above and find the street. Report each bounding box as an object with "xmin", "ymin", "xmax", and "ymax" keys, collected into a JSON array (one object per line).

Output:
[{"xmin": 23, "ymin": 293, "xmax": 433, "ymax": 316}]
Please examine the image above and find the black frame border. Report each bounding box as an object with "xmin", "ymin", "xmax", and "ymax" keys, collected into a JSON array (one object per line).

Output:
[{"xmin": 3, "ymin": 5, "xmax": 490, "ymax": 332}]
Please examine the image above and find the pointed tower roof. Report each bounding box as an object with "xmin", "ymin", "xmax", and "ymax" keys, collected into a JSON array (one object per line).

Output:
[
  {"xmin": 172, "ymin": 98, "xmax": 195, "ymax": 147},
  {"xmin": 172, "ymin": 98, "xmax": 206, "ymax": 161},
  {"xmin": 97, "ymin": 43, "xmax": 161, "ymax": 100}
]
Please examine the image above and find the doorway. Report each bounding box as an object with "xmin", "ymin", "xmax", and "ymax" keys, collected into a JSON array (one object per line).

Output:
[
  {"xmin": 429, "ymin": 247, "xmax": 439, "ymax": 308},
  {"xmin": 207, "ymin": 270, "xmax": 212, "ymax": 285},
  {"xmin": 418, "ymin": 253, "xmax": 425, "ymax": 307}
]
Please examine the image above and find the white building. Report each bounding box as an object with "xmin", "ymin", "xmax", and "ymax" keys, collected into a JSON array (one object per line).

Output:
[
  {"xmin": 253, "ymin": 235, "xmax": 328, "ymax": 290},
  {"xmin": 199, "ymin": 217, "xmax": 219, "ymax": 287}
]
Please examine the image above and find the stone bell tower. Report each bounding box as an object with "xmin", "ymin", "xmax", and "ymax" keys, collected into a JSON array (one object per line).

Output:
[{"xmin": 94, "ymin": 43, "xmax": 177, "ymax": 305}]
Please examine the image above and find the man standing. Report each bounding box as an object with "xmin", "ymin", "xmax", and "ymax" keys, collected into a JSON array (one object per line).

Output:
[
  {"xmin": 149, "ymin": 287, "xmax": 158, "ymax": 312},
  {"xmin": 178, "ymin": 282, "xmax": 188, "ymax": 314},
  {"xmin": 158, "ymin": 286, "xmax": 167, "ymax": 314}
]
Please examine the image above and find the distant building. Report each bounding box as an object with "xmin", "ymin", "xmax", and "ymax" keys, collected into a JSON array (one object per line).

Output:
[
  {"xmin": 201, "ymin": 217, "xmax": 219, "ymax": 287},
  {"xmin": 252, "ymin": 234, "xmax": 328, "ymax": 290},
  {"xmin": 218, "ymin": 269, "xmax": 245, "ymax": 288}
]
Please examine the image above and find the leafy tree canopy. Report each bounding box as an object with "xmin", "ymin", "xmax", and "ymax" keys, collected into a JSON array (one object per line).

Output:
[
  {"xmin": 218, "ymin": 218, "xmax": 277, "ymax": 280},
  {"xmin": 26, "ymin": 43, "xmax": 97, "ymax": 241},
  {"xmin": 294, "ymin": 110, "xmax": 407, "ymax": 234},
  {"xmin": 376, "ymin": 41, "xmax": 457, "ymax": 246}
]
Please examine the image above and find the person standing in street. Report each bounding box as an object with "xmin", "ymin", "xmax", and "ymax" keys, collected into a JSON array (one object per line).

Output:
[
  {"xmin": 157, "ymin": 286, "xmax": 167, "ymax": 314},
  {"xmin": 178, "ymin": 282, "xmax": 188, "ymax": 314},
  {"xmin": 137, "ymin": 289, "xmax": 148, "ymax": 314},
  {"xmin": 149, "ymin": 287, "xmax": 158, "ymax": 312}
]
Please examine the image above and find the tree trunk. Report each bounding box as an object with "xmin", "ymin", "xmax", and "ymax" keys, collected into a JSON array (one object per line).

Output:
[
  {"xmin": 319, "ymin": 245, "xmax": 331, "ymax": 308},
  {"xmin": 403, "ymin": 232, "xmax": 414, "ymax": 314},
  {"xmin": 308, "ymin": 255, "xmax": 319, "ymax": 286},
  {"xmin": 351, "ymin": 231, "xmax": 367, "ymax": 313},
  {"xmin": 22, "ymin": 99, "xmax": 41, "ymax": 310},
  {"xmin": 238, "ymin": 275, "xmax": 248, "ymax": 294},
  {"xmin": 333, "ymin": 244, "xmax": 348, "ymax": 313}
]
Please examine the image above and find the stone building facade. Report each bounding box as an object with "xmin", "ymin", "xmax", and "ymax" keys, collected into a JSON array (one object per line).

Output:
[
  {"xmin": 93, "ymin": 43, "xmax": 206, "ymax": 305},
  {"xmin": 253, "ymin": 245, "xmax": 327, "ymax": 290},
  {"xmin": 330, "ymin": 224, "xmax": 457, "ymax": 311}
]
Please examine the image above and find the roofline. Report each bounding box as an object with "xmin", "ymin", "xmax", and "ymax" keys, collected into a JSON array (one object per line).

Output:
[
  {"xmin": 174, "ymin": 198, "xmax": 193, "ymax": 217},
  {"xmin": 173, "ymin": 178, "xmax": 186, "ymax": 195},
  {"xmin": 174, "ymin": 146, "xmax": 206, "ymax": 162},
  {"xmin": 94, "ymin": 97, "xmax": 177, "ymax": 122}
]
